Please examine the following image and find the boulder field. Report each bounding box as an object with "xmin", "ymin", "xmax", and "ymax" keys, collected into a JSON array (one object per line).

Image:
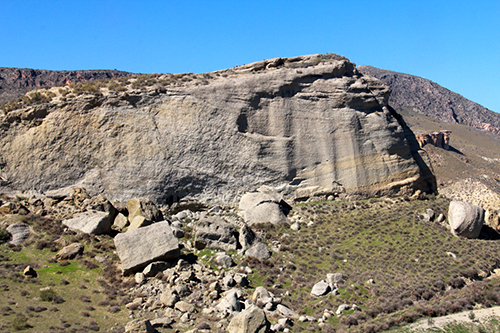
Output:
[{"xmin": 0, "ymin": 54, "xmax": 435, "ymax": 205}]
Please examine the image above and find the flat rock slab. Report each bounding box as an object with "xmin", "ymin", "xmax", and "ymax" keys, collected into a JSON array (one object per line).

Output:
[
  {"xmin": 6, "ymin": 223, "xmax": 30, "ymax": 245},
  {"xmin": 56, "ymin": 243, "xmax": 84, "ymax": 261},
  {"xmin": 62, "ymin": 210, "xmax": 112, "ymax": 235},
  {"xmin": 114, "ymin": 221, "xmax": 180, "ymax": 275}
]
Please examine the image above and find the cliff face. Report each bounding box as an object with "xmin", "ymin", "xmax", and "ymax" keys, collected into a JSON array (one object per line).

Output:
[
  {"xmin": 0, "ymin": 55, "xmax": 435, "ymax": 204},
  {"xmin": 358, "ymin": 65, "xmax": 500, "ymax": 135},
  {"xmin": 0, "ymin": 67, "xmax": 132, "ymax": 105}
]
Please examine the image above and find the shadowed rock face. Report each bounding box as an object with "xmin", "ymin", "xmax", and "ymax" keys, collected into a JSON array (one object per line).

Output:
[{"xmin": 0, "ymin": 55, "xmax": 435, "ymax": 204}]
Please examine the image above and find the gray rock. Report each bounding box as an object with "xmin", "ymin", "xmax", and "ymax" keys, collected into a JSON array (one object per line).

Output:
[
  {"xmin": 215, "ymin": 253, "xmax": 235, "ymax": 268},
  {"xmin": 239, "ymin": 192, "xmax": 290, "ymax": 225},
  {"xmin": 252, "ymin": 286, "xmax": 271, "ymax": 301},
  {"xmin": 149, "ymin": 317, "xmax": 173, "ymax": 328},
  {"xmin": 143, "ymin": 261, "xmax": 170, "ymax": 277},
  {"xmin": 311, "ymin": 280, "xmax": 331, "ymax": 297},
  {"xmin": 114, "ymin": 221, "xmax": 180, "ymax": 275},
  {"xmin": 160, "ymin": 289, "xmax": 179, "ymax": 308},
  {"xmin": 175, "ymin": 300, "xmax": 195, "ymax": 313},
  {"xmin": 127, "ymin": 197, "xmax": 163, "ymax": 224},
  {"xmin": 276, "ymin": 304, "xmax": 299, "ymax": 319},
  {"xmin": 6, "ymin": 223, "xmax": 30, "ymax": 245},
  {"xmin": 56, "ymin": 242, "xmax": 84, "ymax": 261},
  {"xmin": 448, "ymin": 200, "xmax": 484, "ymax": 238},
  {"xmin": 62, "ymin": 210, "xmax": 112, "ymax": 235},
  {"xmin": 234, "ymin": 273, "xmax": 249, "ymax": 288},
  {"xmin": 239, "ymin": 224, "xmax": 259, "ymax": 250},
  {"xmin": 125, "ymin": 319, "xmax": 154, "ymax": 333},
  {"xmin": 194, "ymin": 216, "xmax": 238, "ymax": 251},
  {"xmin": 245, "ymin": 242, "xmax": 271, "ymax": 260},
  {"xmin": 336, "ymin": 304, "xmax": 350, "ymax": 315},
  {"xmin": 227, "ymin": 305, "xmax": 270, "ymax": 333},
  {"xmin": 326, "ymin": 272, "xmax": 344, "ymax": 284}
]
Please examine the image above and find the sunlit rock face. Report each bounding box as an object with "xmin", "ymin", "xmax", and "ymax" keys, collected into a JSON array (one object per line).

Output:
[{"xmin": 0, "ymin": 54, "xmax": 435, "ymax": 204}]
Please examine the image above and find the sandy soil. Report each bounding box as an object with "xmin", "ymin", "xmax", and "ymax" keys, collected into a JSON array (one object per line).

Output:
[{"xmin": 408, "ymin": 306, "xmax": 500, "ymax": 331}]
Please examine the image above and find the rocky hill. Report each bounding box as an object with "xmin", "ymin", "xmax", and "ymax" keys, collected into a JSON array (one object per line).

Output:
[
  {"xmin": 0, "ymin": 54, "xmax": 435, "ymax": 205},
  {"xmin": 358, "ymin": 66, "xmax": 500, "ymax": 135},
  {"xmin": 0, "ymin": 67, "xmax": 132, "ymax": 105}
]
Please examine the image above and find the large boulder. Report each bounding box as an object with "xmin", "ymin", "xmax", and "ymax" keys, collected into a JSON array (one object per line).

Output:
[
  {"xmin": 448, "ymin": 200, "xmax": 484, "ymax": 238},
  {"xmin": 239, "ymin": 191, "xmax": 290, "ymax": 225},
  {"xmin": 227, "ymin": 305, "xmax": 270, "ymax": 333},
  {"xmin": 126, "ymin": 197, "xmax": 163, "ymax": 224},
  {"xmin": 6, "ymin": 223, "xmax": 30, "ymax": 245},
  {"xmin": 114, "ymin": 221, "xmax": 180, "ymax": 275},
  {"xmin": 194, "ymin": 216, "xmax": 238, "ymax": 251},
  {"xmin": 62, "ymin": 210, "xmax": 113, "ymax": 235}
]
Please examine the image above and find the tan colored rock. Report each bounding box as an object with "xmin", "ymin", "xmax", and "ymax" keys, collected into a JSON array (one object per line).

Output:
[
  {"xmin": 113, "ymin": 212, "xmax": 129, "ymax": 231},
  {"xmin": 128, "ymin": 215, "xmax": 150, "ymax": 230},
  {"xmin": 0, "ymin": 55, "xmax": 435, "ymax": 204},
  {"xmin": 127, "ymin": 197, "xmax": 163, "ymax": 224},
  {"xmin": 56, "ymin": 243, "xmax": 84, "ymax": 261},
  {"xmin": 227, "ymin": 305, "xmax": 270, "ymax": 333}
]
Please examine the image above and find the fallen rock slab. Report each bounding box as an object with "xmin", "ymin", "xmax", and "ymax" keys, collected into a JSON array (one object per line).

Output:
[
  {"xmin": 311, "ymin": 280, "xmax": 331, "ymax": 297},
  {"xmin": 62, "ymin": 210, "xmax": 112, "ymax": 235},
  {"xmin": 114, "ymin": 221, "xmax": 180, "ymax": 275},
  {"xmin": 448, "ymin": 200, "xmax": 484, "ymax": 239}
]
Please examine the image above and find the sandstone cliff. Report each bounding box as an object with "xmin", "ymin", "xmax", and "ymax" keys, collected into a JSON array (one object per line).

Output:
[
  {"xmin": 0, "ymin": 54, "xmax": 435, "ymax": 204},
  {"xmin": 358, "ymin": 66, "xmax": 500, "ymax": 135}
]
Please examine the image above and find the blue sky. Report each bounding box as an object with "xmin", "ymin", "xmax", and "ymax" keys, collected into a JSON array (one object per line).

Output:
[{"xmin": 1, "ymin": 0, "xmax": 499, "ymax": 112}]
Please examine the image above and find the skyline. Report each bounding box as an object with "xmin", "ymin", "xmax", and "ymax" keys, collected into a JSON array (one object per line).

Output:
[{"xmin": 1, "ymin": 0, "xmax": 499, "ymax": 112}]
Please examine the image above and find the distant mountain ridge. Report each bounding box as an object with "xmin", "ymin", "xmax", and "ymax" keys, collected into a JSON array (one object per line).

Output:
[
  {"xmin": 358, "ymin": 65, "xmax": 500, "ymax": 135},
  {"xmin": 0, "ymin": 67, "xmax": 132, "ymax": 105}
]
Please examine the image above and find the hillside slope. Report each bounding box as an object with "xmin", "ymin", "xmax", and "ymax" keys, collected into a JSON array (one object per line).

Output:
[
  {"xmin": 358, "ymin": 66, "xmax": 500, "ymax": 135},
  {"xmin": 0, "ymin": 67, "xmax": 132, "ymax": 105}
]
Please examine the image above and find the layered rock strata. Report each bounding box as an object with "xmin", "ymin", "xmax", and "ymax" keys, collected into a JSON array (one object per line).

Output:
[{"xmin": 0, "ymin": 54, "xmax": 435, "ymax": 204}]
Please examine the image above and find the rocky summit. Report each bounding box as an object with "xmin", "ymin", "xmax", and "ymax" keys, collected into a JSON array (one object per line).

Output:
[{"xmin": 0, "ymin": 54, "xmax": 435, "ymax": 205}]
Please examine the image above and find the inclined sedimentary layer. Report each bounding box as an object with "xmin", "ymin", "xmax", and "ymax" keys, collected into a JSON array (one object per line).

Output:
[{"xmin": 0, "ymin": 55, "xmax": 435, "ymax": 204}]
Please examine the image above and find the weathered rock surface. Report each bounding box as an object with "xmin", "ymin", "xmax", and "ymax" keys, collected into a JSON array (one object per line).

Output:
[
  {"xmin": 62, "ymin": 210, "xmax": 112, "ymax": 235},
  {"xmin": 6, "ymin": 223, "xmax": 30, "ymax": 245},
  {"xmin": 114, "ymin": 221, "xmax": 180, "ymax": 274},
  {"xmin": 227, "ymin": 305, "xmax": 270, "ymax": 333},
  {"xmin": 448, "ymin": 200, "xmax": 484, "ymax": 238},
  {"xmin": 56, "ymin": 243, "xmax": 84, "ymax": 261},
  {"xmin": 239, "ymin": 191, "xmax": 290, "ymax": 225},
  {"xmin": 194, "ymin": 216, "xmax": 238, "ymax": 251},
  {"xmin": 245, "ymin": 242, "xmax": 271, "ymax": 260},
  {"xmin": 127, "ymin": 197, "xmax": 163, "ymax": 224},
  {"xmin": 0, "ymin": 54, "xmax": 435, "ymax": 204}
]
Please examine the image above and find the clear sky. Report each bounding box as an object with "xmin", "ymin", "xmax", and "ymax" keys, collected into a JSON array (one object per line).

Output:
[{"xmin": 1, "ymin": 0, "xmax": 499, "ymax": 112}]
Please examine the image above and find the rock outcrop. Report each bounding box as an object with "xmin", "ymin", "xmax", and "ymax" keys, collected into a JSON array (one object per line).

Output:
[
  {"xmin": 0, "ymin": 54, "xmax": 435, "ymax": 204},
  {"xmin": 415, "ymin": 131, "xmax": 451, "ymax": 150}
]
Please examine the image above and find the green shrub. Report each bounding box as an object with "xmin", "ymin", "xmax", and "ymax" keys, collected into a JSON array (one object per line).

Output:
[
  {"xmin": 0, "ymin": 227, "xmax": 11, "ymax": 244},
  {"xmin": 11, "ymin": 315, "xmax": 30, "ymax": 330},
  {"xmin": 39, "ymin": 288, "xmax": 56, "ymax": 302}
]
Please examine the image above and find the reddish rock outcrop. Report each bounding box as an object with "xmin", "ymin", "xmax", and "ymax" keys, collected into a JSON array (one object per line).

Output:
[{"xmin": 416, "ymin": 131, "xmax": 451, "ymax": 150}]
